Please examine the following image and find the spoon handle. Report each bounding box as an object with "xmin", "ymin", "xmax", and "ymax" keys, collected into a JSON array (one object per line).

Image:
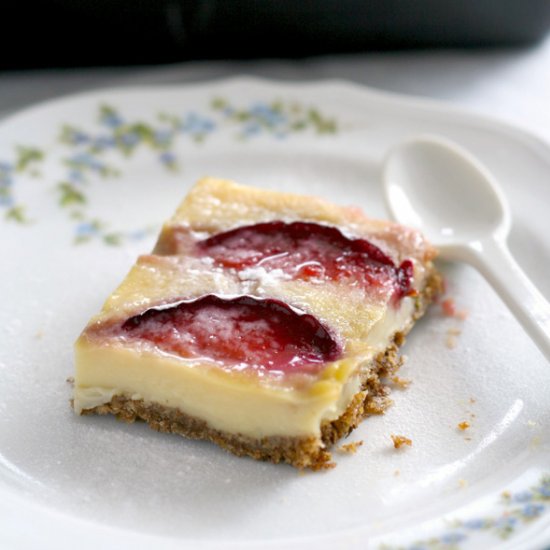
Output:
[{"xmin": 464, "ymin": 238, "xmax": 550, "ymax": 362}]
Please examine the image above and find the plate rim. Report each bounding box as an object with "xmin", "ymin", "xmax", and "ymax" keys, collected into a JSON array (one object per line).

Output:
[{"xmin": 2, "ymin": 74, "xmax": 550, "ymax": 155}]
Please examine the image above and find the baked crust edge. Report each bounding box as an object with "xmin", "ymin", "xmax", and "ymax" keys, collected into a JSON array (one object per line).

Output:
[{"xmin": 80, "ymin": 267, "xmax": 442, "ymax": 471}]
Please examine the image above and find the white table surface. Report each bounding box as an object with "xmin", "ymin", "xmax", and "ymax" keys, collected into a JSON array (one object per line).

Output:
[{"xmin": 2, "ymin": 35, "xmax": 550, "ymax": 143}]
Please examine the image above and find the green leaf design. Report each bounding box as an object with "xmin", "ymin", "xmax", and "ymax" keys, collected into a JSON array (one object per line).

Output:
[
  {"xmin": 307, "ymin": 108, "xmax": 337, "ymax": 134},
  {"xmin": 99, "ymin": 104, "xmax": 118, "ymax": 122},
  {"xmin": 3, "ymin": 98, "xmax": 339, "ymax": 245},
  {"xmin": 15, "ymin": 146, "xmax": 44, "ymax": 172},
  {"xmin": 74, "ymin": 234, "xmax": 92, "ymax": 245},
  {"xmin": 5, "ymin": 205, "xmax": 28, "ymax": 223},
  {"xmin": 211, "ymin": 97, "xmax": 228, "ymax": 111},
  {"xmin": 103, "ymin": 232, "xmax": 123, "ymax": 246},
  {"xmin": 57, "ymin": 182, "xmax": 86, "ymax": 207}
]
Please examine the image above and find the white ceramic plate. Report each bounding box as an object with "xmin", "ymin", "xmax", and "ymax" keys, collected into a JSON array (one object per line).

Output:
[{"xmin": 0, "ymin": 77, "xmax": 549, "ymax": 550}]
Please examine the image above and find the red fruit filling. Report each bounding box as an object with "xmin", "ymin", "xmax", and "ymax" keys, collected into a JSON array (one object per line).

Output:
[
  {"xmin": 197, "ymin": 221, "xmax": 414, "ymax": 301},
  {"xmin": 119, "ymin": 294, "xmax": 341, "ymax": 374}
]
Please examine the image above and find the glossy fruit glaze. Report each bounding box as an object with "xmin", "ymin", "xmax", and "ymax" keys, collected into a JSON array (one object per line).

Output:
[
  {"xmin": 119, "ymin": 294, "xmax": 341, "ymax": 375},
  {"xmin": 197, "ymin": 221, "xmax": 414, "ymax": 301}
]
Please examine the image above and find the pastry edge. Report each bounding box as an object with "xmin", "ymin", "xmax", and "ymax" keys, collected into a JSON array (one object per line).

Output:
[
  {"xmin": 79, "ymin": 268, "xmax": 442, "ymax": 470},
  {"xmin": 80, "ymin": 340, "xmax": 400, "ymax": 471}
]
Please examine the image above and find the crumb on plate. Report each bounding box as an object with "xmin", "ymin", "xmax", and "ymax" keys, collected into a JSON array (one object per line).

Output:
[
  {"xmin": 446, "ymin": 333, "xmax": 458, "ymax": 349},
  {"xmin": 338, "ymin": 440, "xmax": 363, "ymax": 454},
  {"xmin": 391, "ymin": 375, "xmax": 411, "ymax": 389},
  {"xmin": 391, "ymin": 434, "xmax": 412, "ymax": 449},
  {"xmin": 445, "ymin": 327, "xmax": 463, "ymax": 349},
  {"xmin": 441, "ymin": 297, "xmax": 469, "ymax": 320}
]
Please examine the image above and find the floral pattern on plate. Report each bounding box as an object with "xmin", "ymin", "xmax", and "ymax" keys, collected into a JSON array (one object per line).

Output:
[
  {"xmin": 1, "ymin": 98, "xmax": 337, "ymax": 245},
  {"xmin": 380, "ymin": 474, "xmax": 550, "ymax": 549}
]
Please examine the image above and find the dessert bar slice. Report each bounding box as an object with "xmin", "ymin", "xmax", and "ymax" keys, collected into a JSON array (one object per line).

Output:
[{"xmin": 74, "ymin": 178, "xmax": 440, "ymax": 469}]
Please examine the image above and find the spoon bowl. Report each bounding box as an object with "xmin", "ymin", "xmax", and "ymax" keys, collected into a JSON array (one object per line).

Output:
[
  {"xmin": 383, "ymin": 136, "xmax": 511, "ymax": 252},
  {"xmin": 382, "ymin": 134, "xmax": 550, "ymax": 362}
]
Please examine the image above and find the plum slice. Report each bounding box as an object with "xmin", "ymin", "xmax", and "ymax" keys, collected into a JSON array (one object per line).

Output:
[
  {"xmin": 118, "ymin": 294, "xmax": 341, "ymax": 374},
  {"xmin": 197, "ymin": 221, "xmax": 414, "ymax": 300}
]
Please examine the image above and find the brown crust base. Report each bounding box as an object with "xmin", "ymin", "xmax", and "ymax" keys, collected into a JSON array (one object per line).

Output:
[{"xmin": 82, "ymin": 268, "xmax": 442, "ymax": 471}]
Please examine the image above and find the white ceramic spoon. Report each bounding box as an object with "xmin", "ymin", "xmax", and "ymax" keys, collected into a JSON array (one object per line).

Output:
[{"xmin": 382, "ymin": 135, "xmax": 550, "ymax": 362}]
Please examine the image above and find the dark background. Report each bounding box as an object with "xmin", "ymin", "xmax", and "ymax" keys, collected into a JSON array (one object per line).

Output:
[{"xmin": 3, "ymin": 0, "xmax": 550, "ymax": 70}]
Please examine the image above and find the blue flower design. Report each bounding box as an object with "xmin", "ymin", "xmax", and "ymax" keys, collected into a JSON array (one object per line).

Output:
[
  {"xmin": 0, "ymin": 151, "xmax": 43, "ymax": 223},
  {"xmin": 154, "ymin": 129, "xmax": 173, "ymax": 147},
  {"xmin": 120, "ymin": 132, "xmax": 140, "ymax": 148},
  {"xmin": 522, "ymin": 503, "xmax": 545, "ymax": 518},
  {"xmin": 178, "ymin": 112, "xmax": 216, "ymax": 136},
  {"xmin": 0, "ymin": 195, "xmax": 14, "ymax": 207},
  {"xmin": 100, "ymin": 110, "xmax": 124, "ymax": 129},
  {"xmin": 128, "ymin": 228, "xmax": 151, "ymax": 241},
  {"xmin": 68, "ymin": 152, "xmax": 107, "ymax": 173},
  {"xmin": 495, "ymin": 515, "xmax": 518, "ymax": 528},
  {"xmin": 159, "ymin": 151, "xmax": 177, "ymax": 169},
  {"xmin": 440, "ymin": 531, "xmax": 466, "ymax": 544},
  {"xmin": 0, "ymin": 160, "xmax": 13, "ymax": 173},
  {"xmin": 93, "ymin": 135, "xmax": 116, "ymax": 151},
  {"xmin": 250, "ymin": 102, "xmax": 285, "ymax": 127},
  {"xmin": 513, "ymin": 491, "xmax": 532, "ymax": 503},
  {"xmin": 0, "ymin": 168, "xmax": 13, "ymax": 186},
  {"xmin": 65, "ymin": 128, "xmax": 91, "ymax": 145},
  {"xmin": 463, "ymin": 518, "xmax": 486, "ymax": 530},
  {"xmin": 67, "ymin": 169, "xmax": 85, "ymax": 183},
  {"xmin": 76, "ymin": 221, "xmax": 99, "ymax": 237}
]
